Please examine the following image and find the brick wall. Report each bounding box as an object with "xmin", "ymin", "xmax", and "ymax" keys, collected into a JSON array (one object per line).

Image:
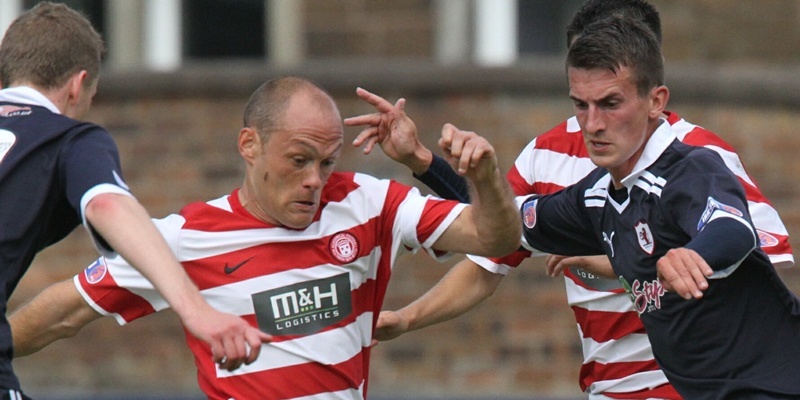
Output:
[{"xmin": 9, "ymin": 0, "xmax": 800, "ymax": 398}]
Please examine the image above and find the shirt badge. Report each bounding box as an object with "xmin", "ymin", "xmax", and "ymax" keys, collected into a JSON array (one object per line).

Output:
[
  {"xmin": 329, "ymin": 232, "xmax": 359, "ymax": 263},
  {"xmin": 634, "ymin": 220, "xmax": 655, "ymax": 255}
]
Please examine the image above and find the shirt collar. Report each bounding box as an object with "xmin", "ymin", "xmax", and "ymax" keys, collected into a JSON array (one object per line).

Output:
[
  {"xmin": 620, "ymin": 118, "xmax": 675, "ymax": 189},
  {"xmin": 0, "ymin": 86, "xmax": 61, "ymax": 114}
]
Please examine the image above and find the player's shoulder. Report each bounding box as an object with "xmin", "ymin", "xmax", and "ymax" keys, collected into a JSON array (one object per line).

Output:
[{"xmin": 666, "ymin": 110, "xmax": 736, "ymax": 152}]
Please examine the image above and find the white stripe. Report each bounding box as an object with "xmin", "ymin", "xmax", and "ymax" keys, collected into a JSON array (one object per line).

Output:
[
  {"xmin": 564, "ymin": 277, "xmax": 634, "ymax": 312},
  {"xmin": 468, "ymin": 255, "xmax": 513, "ymax": 275},
  {"xmin": 526, "ymin": 147, "xmax": 597, "ymax": 188},
  {"xmin": 634, "ymin": 171, "xmax": 665, "ymax": 197},
  {"xmin": 704, "ymin": 144, "xmax": 756, "ymax": 186},
  {"xmin": 587, "ymin": 370, "xmax": 671, "ymax": 397},
  {"xmin": 579, "ymin": 327, "xmax": 655, "ymax": 364},
  {"xmin": 670, "ymin": 116, "xmax": 697, "ymax": 140},
  {"xmin": 216, "ymin": 312, "xmax": 373, "ymax": 377},
  {"xmin": 585, "ymin": 199, "xmax": 606, "ymax": 208},
  {"xmin": 749, "ymin": 201, "xmax": 790, "ymax": 235},
  {"xmin": 566, "ymin": 116, "xmax": 581, "ymax": 132},
  {"xmin": 287, "ymin": 386, "xmax": 363, "ymax": 400}
]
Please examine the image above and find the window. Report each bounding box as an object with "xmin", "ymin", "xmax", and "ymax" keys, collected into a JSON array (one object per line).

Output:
[
  {"xmin": 182, "ymin": 0, "xmax": 266, "ymax": 60},
  {"xmin": 518, "ymin": 0, "xmax": 583, "ymax": 57}
]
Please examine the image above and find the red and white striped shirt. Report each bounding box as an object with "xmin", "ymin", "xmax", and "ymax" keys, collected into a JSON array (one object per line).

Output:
[
  {"xmin": 471, "ymin": 112, "xmax": 793, "ymax": 400},
  {"xmin": 75, "ymin": 171, "xmax": 466, "ymax": 400}
]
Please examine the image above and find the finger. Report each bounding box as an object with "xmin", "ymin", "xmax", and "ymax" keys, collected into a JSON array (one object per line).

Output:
[
  {"xmin": 343, "ymin": 113, "xmax": 381, "ymax": 127},
  {"xmin": 658, "ymin": 270, "xmax": 675, "ymax": 292},
  {"xmin": 245, "ymin": 329, "xmax": 271, "ymax": 365},
  {"xmin": 657, "ymin": 257, "xmax": 693, "ymax": 300},
  {"xmin": 221, "ymin": 335, "xmax": 245, "ymax": 371},
  {"xmin": 210, "ymin": 342, "xmax": 225, "ymax": 365},
  {"xmin": 439, "ymin": 123, "xmax": 455, "ymax": 152},
  {"xmin": 361, "ymin": 136, "xmax": 379, "ymax": 154},
  {"xmin": 352, "ymin": 126, "xmax": 378, "ymax": 147},
  {"xmin": 355, "ymin": 87, "xmax": 395, "ymax": 112},
  {"xmin": 394, "ymin": 98, "xmax": 406, "ymax": 113},
  {"xmin": 685, "ymin": 251, "xmax": 711, "ymax": 291},
  {"xmin": 672, "ymin": 251, "xmax": 704, "ymax": 299},
  {"xmin": 455, "ymin": 137, "xmax": 475, "ymax": 174}
]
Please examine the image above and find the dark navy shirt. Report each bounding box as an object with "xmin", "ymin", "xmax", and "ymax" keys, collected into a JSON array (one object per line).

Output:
[
  {"xmin": 520, "ymin": 121, "xmax": 800, "ymax": 399},
  {"xmin": 0, "ymin": 87, "xmax": 130, "ymax": 390}
]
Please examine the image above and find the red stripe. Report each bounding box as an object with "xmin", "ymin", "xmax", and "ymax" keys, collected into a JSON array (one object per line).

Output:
[
  {"xmin": 196, "ymin": 347, "xmax": 366, "ymax": 399},
  {"xmin": 416, "ymin": 197, "xmax": 461, "ymax": 244},
  {"xmin": 533, "ymin": 123, "xmax": 589, "ymax": 157},
  {"xmin": 572, "ymin": 306, "xmax": 646, "ymax": 342},
  {"xmin": 681, "ymin": 127, "xmax": 736, "ymax": 152},
  {"xmin": 78, "ymin": 263, "xmax": 157, "ymax": 323},
  {"xmin": 507, "ymin": 166, "xmax": 535, "ymax": 195},
  {"xmin": 487, "ymin": 248, "xmax": 531, "ymax": 268},
  {"xmin": 579, "ymin": 359, "xmax": 676, "ymax": 397}
]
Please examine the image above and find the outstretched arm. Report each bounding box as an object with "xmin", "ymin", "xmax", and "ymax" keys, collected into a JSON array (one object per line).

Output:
[
  {"xmin": 375, "ymin": 257, "xmax": 503, "ymax": 342},
  {"xmin": 85, "ymin": 193, "xmax": 271, "ymax": 371},
  {"xmin": 346, "ymin": 88, "xmax": 520, "ymax": 257},
  {"xmin": 10, "ymin": 279, "xmax": 101, "ymax": 357}
]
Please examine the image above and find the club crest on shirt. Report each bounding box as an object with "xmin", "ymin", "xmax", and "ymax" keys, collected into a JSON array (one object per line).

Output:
[
  {"xmin": 698, "ymin": 196, "xmax": 743, "ymax": 231},
  {"xmin": 329, "ymin": 232, "xmax": 359, "ymax": 263},
  {"xmin": 84, "ymin": 258, "xmax": 108, "ymax": 284},
  {"xmin": 523, "ymin": 199, "xmax": 537, "ymax": 229},
  {"xmin": 634, "ymin": 220, "xmax": 654, "ymax": 255},
  {"xmin": 757, "ymin": 229, "xmax": 779, "ymax": 248}
]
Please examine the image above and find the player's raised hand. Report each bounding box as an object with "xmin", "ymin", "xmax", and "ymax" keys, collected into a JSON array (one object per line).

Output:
[
  {"xmin": 182, "ymin": 304, "xmax": 272, "ymax": 372},
  {"xmin": 656, "ymin": 247, "xmax": 713, "ymax": 300},
  {"xmin": 344, "ymin": 87, "xmax": 432, "ymax": 175},
  {"xmin": 438, "ymin": 123, "xmax": 498, "ymax": 181}
]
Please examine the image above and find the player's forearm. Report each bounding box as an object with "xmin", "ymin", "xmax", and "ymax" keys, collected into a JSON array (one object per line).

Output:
[
  {"xmin": 467, "ymin": 165, "xmax": 521, "ymax": 256},
  {"xmin": 402, "ymin": 259, "xmax": 503, "ymax": 332},
  {"xmin": 10, "ymin": 280, "xmax": 101, "ymax": 357},
  {"xmin": 84, "ymin": 193, "xmax": 209, "ymax": 320}
]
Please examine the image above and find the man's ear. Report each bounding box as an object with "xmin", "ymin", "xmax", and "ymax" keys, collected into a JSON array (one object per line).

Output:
[
  {"xmin": 238, "ymin": 127, "xmax": 261, "ymax": 163},
  {"xmin": 649, "ymin": 85, "xmax": 669, "ymax": 119},
  {"xmin": 67, "ymin": 70, "xmax": 89, "ymax": 104}
]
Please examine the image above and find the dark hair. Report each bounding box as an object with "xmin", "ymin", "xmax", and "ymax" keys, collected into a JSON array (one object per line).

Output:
[
  {"xmin": 0, "ymin": 2, "xmax": 105, "ymax": 89},
  {"xmin": 567, "ymin": 15, "xmax": 664, "ymax": 97},
  {"xmin": 566, "ymin": 0, "xmax": 661, "ymax": 46},
  {"xmin": 243, "ymin": 77, "xmax": 337, "ymax": 141}
]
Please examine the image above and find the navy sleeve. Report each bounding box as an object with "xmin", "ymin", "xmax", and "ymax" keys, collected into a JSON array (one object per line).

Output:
[
  {"xmin": 413, "ymin": 154, "xmax": 470, "ymax": 202},
  {"xmin": 60, "ymin": 124, "xmax": 127, "ymax": 212},
  {"xmin": 665, "ymin": 148, "xmax": 757, "ymax": 271},
  {"xmin": 685, "ymin": 217, "xmax": 755, "ymax": 270},
  {"xmin": 521, "ymin": 176, "xmax": 605, "ymax": 256}
]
